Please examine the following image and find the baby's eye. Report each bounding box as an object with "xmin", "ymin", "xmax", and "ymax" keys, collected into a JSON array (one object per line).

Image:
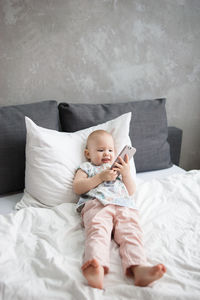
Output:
[
  {"xmin": 109, "ymin": 149, "xmax": 113, "ymax": 152},
  {"xmin": 97, "ymin": 149, "xmax": 103, "ymax": 152}
]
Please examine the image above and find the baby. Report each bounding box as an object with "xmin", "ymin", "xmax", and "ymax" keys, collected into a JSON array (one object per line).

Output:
[{"xmin": 73, "ymin": 129, "xmax": 166, "ymax": 289}]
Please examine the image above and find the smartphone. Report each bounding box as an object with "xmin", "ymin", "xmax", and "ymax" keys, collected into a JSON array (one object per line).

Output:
[{"xmin": 110, "ymin": 145, "xmax": 136, "ymax": 169}]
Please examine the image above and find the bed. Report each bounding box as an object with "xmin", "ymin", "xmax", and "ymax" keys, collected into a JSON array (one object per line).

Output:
[{"xmin": 0, "ymin": 99, "xmax": 200, "ymax": 300}]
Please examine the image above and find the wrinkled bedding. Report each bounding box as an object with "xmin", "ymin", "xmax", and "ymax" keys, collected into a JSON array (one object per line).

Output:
[{"xmin": 0, "ymin": 170, "xmax": 200, "ymax": 300}]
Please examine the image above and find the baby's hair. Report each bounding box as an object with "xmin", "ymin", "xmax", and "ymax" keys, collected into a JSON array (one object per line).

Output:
[{"xmin": 86, "ymin": 130, "xmax": 112, "ymax": 149}]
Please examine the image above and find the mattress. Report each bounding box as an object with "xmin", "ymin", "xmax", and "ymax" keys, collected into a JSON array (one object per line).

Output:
[
  {"xmin": 0, "ymin": 165, "xmax": 185, "ymax": 215},
  {"xmin": 137, "ymin": 164, "xmax": 185, "ymax": 181}
]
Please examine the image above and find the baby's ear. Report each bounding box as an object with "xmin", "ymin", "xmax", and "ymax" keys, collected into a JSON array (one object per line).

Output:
[{"xmin": 84, "ymin": 149, "xmax": 90, "ymax": 161}]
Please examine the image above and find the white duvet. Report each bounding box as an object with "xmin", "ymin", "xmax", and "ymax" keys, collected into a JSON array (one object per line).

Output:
[{"xmin": 0, "ymin": 170, "xmax": 200, "ymax": 300}]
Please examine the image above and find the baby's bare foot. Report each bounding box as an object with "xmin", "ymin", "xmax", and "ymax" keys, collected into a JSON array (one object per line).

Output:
[
  {"xmin": 132, "ymin": 264, "xmax": 166, "ymax": 287},
  {"xmin": 82, "ymin": 259, "xmax": 104, "ymax": 289}
]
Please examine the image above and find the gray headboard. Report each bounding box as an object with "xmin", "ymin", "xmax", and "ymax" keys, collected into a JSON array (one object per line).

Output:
[{"xmin": 167, "ymin": 127, "xmax": 183, "ymax": 166}]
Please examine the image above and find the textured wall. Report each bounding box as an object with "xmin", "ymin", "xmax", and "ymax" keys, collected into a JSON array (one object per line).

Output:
[{"xmin": 0, "ymin": 0, "xmax": 200, "ymax": 170}]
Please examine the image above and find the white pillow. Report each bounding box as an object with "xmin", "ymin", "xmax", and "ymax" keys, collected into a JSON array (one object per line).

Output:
[{"xmin": 16, "ymin": 112, "xmax": 136, "ymax": 209}]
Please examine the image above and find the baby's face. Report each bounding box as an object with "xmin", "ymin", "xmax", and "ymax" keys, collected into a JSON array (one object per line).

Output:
[{"xmin": 86, "ymin": 134, "xmax": 115, "ymax": 166}]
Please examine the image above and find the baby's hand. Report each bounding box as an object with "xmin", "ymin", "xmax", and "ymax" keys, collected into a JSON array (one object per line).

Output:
[
  {"xmin": 112, "ymin": 154, "xmax": 130, "ymax": 178},
  {"xmin": 99, "ymin": 169, "xmax": 118, "ymax": 182}
]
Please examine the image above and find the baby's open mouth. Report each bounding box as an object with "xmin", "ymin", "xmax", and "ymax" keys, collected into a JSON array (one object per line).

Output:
[{"xmin": 102, "ymin": 159, "xmax": 110, "ymax": 163}]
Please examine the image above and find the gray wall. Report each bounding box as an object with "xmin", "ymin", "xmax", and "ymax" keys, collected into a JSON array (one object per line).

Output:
[{"xmin": 0, "ymin": 0, "xmax": 200, "ymax": 170}]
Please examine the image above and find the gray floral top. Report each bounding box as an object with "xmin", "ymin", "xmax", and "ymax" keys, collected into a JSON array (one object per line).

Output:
[{"xmin": 76, "ymin": 162, "xmax": 137, "ymax": 212}]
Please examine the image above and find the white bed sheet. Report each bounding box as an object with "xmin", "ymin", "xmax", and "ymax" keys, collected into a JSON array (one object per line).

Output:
[
  {"xmin": 0, "ymin": 165, "xmax": 185, "ymax": 215},
  {"xmin": 0, "ymin": 169, "xmax": 200, "ymax": 300}
]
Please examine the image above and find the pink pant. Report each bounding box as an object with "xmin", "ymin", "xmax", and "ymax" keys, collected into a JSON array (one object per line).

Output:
[{"xmin": 81, "ymin": 199, "xmax": 147, "ymax": 275}]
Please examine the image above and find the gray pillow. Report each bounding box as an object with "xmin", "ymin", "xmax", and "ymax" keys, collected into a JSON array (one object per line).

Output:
[
  {"xmin": 0, "ymin": 100, "xmax": 60, "ymax": 195},
  {"xmin": 58, "ymin": 98, "xmax": 172, "ymax": 172}
]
